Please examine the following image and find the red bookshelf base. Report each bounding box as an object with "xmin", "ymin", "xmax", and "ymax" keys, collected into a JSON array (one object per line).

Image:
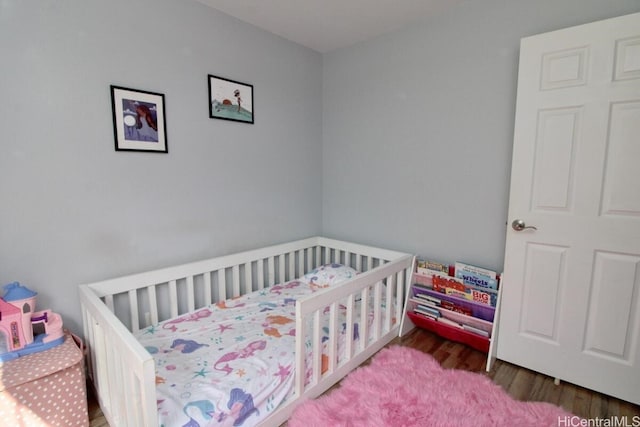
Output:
[{"xmin": 407, "ymin": 312, "xmax": 490, "ymax": 353}]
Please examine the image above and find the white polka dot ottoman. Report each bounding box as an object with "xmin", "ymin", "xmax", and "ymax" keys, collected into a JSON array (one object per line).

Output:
[{"xmin": 0, "ymin": 333, "xmax": 89, "ymax": 426}]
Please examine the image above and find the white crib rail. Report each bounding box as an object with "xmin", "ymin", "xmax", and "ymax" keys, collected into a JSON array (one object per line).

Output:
[
  {"xmin": 79, "ymin": 236, "xmax": 412, "ymax": 427},
  {"xmin": 80, "ymin": 285, "xmax": 156, "ymax": 427},
  {"xmin": 294, "ymin": 258, "xmax": 412, "ymax": 395},
  {"xmin": 263, "ymin": 255, "xmax": 413, "ymax": 426}
]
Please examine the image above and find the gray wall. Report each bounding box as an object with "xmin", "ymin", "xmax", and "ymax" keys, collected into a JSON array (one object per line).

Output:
[
  {"xmin": 0, "ymin": 0, "xmax": 323, "ymax": 334},
  {"xmin": 322, "ymin": 0, "xmax": 640, "ymax": 272},
  {"xmin": 3, "ymin": 0, "xmax": 639, "ymax": 336}
]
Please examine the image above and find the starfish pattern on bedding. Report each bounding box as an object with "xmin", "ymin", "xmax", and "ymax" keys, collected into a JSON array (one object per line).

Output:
[
  {"xmin": 216, "ymin": 323, "xmax": 233, "ymax": 333},
  {"xmin": 193, "ymin": 368, "xmax": 210, "ymax": 378},
  {"xmin": 143, "ymin": 325, "xmax": 157, "ymax": 335},
  {"xmin": 274, "ymin": 364, "xmax": 291, "ymax": 384}
]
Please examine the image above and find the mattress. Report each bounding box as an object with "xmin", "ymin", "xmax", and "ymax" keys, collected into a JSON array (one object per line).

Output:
[{"xmin": 134, "ymin": 264, "xmax": 383, "ymax": 427}]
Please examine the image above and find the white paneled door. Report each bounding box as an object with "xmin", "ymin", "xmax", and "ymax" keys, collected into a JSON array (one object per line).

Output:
[{"xmin": 498, "ymin": 12, "xmax": 640, "ymax": 405}]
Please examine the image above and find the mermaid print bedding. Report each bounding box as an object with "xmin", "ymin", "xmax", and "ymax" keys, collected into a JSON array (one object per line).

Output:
[{"xmin": 134, "ymin": 264, "xmax": 386, "ymax": 427}]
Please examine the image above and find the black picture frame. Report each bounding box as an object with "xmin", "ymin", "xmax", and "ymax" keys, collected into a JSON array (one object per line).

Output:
[
  {"xmin": 208, "ymin": 75, "xmax": 254, "ymax": 124},
  {"xmin": 111, "ymin": 85, "xmax": 168, "ymax": 153}
]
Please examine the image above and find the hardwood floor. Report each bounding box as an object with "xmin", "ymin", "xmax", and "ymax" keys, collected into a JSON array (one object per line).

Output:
[
  {"xmin": 87, "ymin": 387, "xmax": 109, "ymax": 427},
  {"xmin": 88, "ymin": 328, "xmax": 640, "ymax": 426},
  {"xmin": 397, "ymin": 329, "xmax": 640, "ymax": 420}
]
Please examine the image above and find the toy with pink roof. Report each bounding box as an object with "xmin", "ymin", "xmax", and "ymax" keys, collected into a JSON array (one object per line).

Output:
[{"xmin": 0, "ymin": 281, "xmax": 65, "ymax": 362}]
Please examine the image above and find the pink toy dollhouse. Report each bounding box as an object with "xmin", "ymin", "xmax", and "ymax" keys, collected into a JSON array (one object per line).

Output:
[{"xmin": 0, "ymin": 282, "xmax": 64, "ymax": 362}]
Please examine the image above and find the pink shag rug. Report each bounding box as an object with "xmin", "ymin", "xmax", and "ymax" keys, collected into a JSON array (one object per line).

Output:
[{"xmin": 288, "ymin": 346, "xmax": 576, "ymax": 427}]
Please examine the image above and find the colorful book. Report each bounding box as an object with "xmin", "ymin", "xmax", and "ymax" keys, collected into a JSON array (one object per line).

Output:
[
  {"xmin": 454, "ymin": 262, "xmax": 499, "ymax": 290},
  {"xmin": 440, "ymin": 300, "xmax": 473, "ymax": 316},
  {"xmin": 416, "ymin": 259, "xmax": 449, "ymax": 277},
  {"xmin": 455, "ymin": 269, "xmax": 498, "ymax": 290},
  {"xmin": 431, "ymin": 275, "xmax": 465, "ymax": 294},
  {"xmin": 415, "ymin": 293, "xmax": 441, "ymax": 305},
  {"xmin": 416, "ymin": 305, "xmax": 441, "ymax": 317},
  {"xmin": 427, "ymin": 275, "xmax": 497, "ymax": 307},
  {"xmin": 454, "ymin": 262, "xmax": 497, "ymax": 279},
  {"xmin": 415, "ymin": 287, "xmax": 495, "ymax": 321},
  {"xmin": 417, "ymin": 268, "xmax": 450, "ymax": 279},
  {"xmin": 412, "ymin": 299, "xmax": 438, "ymax": 309},
  {"xmin": 444, "ymin": 286, "xmax": 496, "ymax": 307},
  {"xmin": 413, "ymin": 309, "xmax": 439, "ymax": 321}
]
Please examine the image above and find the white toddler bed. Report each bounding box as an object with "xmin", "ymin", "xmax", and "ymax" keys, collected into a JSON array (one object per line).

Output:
[{"xmin": 79, "ymin": 236, "xmax": 414, "ymax": 427}]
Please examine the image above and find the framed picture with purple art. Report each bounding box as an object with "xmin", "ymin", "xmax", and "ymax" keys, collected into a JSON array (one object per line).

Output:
[
  {"xmin": 110, "ymin": 85, "xmax": 168, "ymax": 153},
  {"xmin": 208, "ymin": 74, "xmax": 254, "ymax": 124}
]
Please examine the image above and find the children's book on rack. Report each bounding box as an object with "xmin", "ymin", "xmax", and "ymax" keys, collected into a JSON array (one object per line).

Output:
[
  {"xmin": 454, "ymin": 262, "xmax": 499, "ymax": 290},
  {"xmin": 412, "ymin": 281, "xmax": 496, "ymax": 322},
  {"xmin": 411, "ymin": 287, "xmax": 495, "ymax": 322},
  {"xmin": 426, "ymin": 273, "xmax": 498, "ymax": 307},
  {"xmin": 416, "ymin": 258, "xmax": 451, "ymax": 278},
  {"xmin": 410, "ymin": 298, "xmax": 492, "ymax": 337},
  {"xmin": 406, "ymin": 258, "xmax": 502, "ymax": 355},
  {"xmin": 434, "ymin": 276, "xmax": 498, "ymax": 307}
]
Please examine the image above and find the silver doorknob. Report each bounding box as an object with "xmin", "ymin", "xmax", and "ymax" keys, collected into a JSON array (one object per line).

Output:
[{"xmin": 512, "ymin": 219, "xmax": 538, "ymax": 231}]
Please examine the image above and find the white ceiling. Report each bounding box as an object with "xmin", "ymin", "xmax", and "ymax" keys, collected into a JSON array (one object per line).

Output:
[{"xmin": 195, "ymin": 0, "xmax": 462, "ymax": 53}]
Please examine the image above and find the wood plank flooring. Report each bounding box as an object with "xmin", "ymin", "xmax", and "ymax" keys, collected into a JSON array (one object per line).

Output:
[
  {"xmin": 87, "ymin": 388, "xmax": 109, "ymax": 427},
  {"xmin": 88, "ymin": 328, "xmax": 640, "ymax": 426},
  {"xmin": 400, "ymin": 329, "xmax": 640, "ymax": 420}
]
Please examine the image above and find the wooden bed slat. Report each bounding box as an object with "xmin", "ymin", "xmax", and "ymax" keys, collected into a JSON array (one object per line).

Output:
[
  {"xmin": 328, "ymin": 302, "xmax": 338, "ymax": 373},
  {"xmin": 278, "ymin": 255, "xmax": 285, "ymax": 284},
  {"xmin": 298, "ymin": 251, "xmax": 304, "ymax": 277},
  {"xmin": 232, "ymin": 265, "xmax": 240, "ymax": 297},
  {"xmin": 312, "ymin": 310, "xmax": 321, "ymax": 386},
  {"xmin": 128, "ymin": 289, "xmax": 139, "ymax": 333},
  {"xmin": 204, "ymin": 272, "xmax": 212, "ymax": 305},
  {"xmin": 373, "ymin": 281, "xmax": 382, "ymax": 341},
  {"xmin": 386, "ymin": 274, "xmax": 394, "ymax": 331},
  {"xmin": 268, "ymin": 256, "xmax": 275, "ymax": 286},
  {"xmin": 218, "ymin": 269, "xmax": 227, "ymax": 301},
  {"xmin": 147, "ymin": 285, "xmax": 158, "ymax": 326},
  {"xmin": 169, "ymin": 280, "xmax": 178, "ymax": 319},
  {"xmin": 187, "ymin": 276, "xmax": 195, "ymax": 313},
  {"xmin": 315, "ymin": 246, "xmax": 321, "ymax": 269},
  {"xmin": 360, "ymin": 286, "xmax": 369, "ymax": 350},
  {"xmin": 257, "ymin": 259, "xmax": 265, "ymax": 290},
  {"xmin": 288, "ymin": 251, "xmax": 295, "ymax": 281},
  {"xmin": 345, "ymin": 294, "xmax": 355, "ymax": 361},
  {"xmin": 245, "ymin": 263, "xmax": 253, "ymax": 294},
  {"xmin": 294, "ymin": 305, "xmax": 306, "ymax": 397}
]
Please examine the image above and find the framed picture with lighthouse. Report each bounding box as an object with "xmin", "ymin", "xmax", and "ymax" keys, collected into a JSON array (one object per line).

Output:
[{"xmin": 208, "ymin": 74, "xmax": 254, "ymax": 124}]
